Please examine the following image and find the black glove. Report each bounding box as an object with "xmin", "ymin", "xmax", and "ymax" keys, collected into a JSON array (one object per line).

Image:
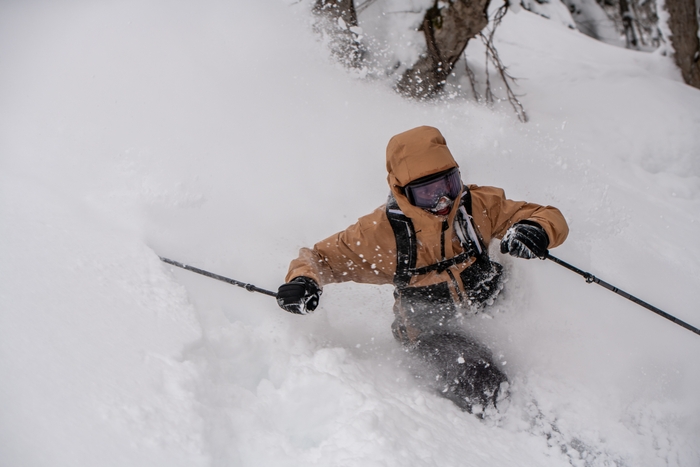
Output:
[
  {"xmin": 500, "ymin": 220, "xmax": 549, "ymax": 259},
  {"xmin": 276, "ymin": 276, "xmax": 321, "ymax": 315}
]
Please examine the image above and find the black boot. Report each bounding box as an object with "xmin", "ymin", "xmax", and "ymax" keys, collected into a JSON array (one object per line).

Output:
[{"xmin": 413, "ymin": 332, "xmax": 508, "ymax": 415}]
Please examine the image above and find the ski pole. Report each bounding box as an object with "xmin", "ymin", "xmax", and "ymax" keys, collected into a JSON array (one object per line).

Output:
[
  {"xmin": 545, "ymin": 253, "xmax": 700, "ymax": 336},
  {"xmin": 159, "ymin": 256, "xmax": 278, "ymax": 298}
]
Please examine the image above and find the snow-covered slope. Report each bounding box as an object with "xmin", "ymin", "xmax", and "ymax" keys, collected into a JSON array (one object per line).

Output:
[{"xmin": 1, "ymin": 1, "xmax": 699, "ymax": 466}]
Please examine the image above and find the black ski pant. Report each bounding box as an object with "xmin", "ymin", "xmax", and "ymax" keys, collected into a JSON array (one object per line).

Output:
[{"xmin": 392, "ymin": 290, "xmax": 507, "ymax": 413}]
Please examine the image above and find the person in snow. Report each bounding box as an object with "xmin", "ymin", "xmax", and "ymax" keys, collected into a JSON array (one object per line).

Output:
[{"xmin": 277, "ymin": 126, "xmax": 569, "ymax": 414}]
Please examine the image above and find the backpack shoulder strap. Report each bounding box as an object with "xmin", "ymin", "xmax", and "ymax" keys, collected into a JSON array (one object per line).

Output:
[
  {"xmin": 455, "ymin": 187, "xmax": 489, "ymax": 259},
  {"xmin": 462, "ymin": 187, "xmax": 473, "ymax": 216},
  {"xmin": 385, "ymin": 194, "xmax": 417, "ymax": 288}
]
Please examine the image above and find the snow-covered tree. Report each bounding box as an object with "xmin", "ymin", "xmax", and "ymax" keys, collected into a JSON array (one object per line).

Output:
[
  {"xmin": 395, "ymin": 0, "xmax": 492, "ymax": 98},
  {"xmin": 313, "ymin": 0, "xmax": 365, "ymax": 68}
]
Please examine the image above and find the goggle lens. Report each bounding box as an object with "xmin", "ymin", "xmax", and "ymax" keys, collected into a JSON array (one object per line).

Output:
[{"xmin": 405, "ymin": 168, "xmax": 462, "ymax": 209}]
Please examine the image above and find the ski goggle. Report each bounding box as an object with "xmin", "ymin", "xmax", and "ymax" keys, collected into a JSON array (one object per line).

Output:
[{"xmin": 403, "ymin": 168, "xmax": 462, "ymax": 209}]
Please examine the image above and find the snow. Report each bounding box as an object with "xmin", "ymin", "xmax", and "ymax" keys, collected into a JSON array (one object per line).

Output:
[
  {"xmin": 1, "ymin": 0, "xmax": 699, "ymax": 466},
  {"xmin": 561, "ymin": 0, "xmax": 622, "ymax": 46},
  {"xmin": 520, "ymin": 0, "xmax": 577, "ymax": 32}
]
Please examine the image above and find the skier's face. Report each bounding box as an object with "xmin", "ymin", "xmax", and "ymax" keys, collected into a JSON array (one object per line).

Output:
[{"xmin": 428, "ymin": 196, "xmax": 454, "ymax": 216}]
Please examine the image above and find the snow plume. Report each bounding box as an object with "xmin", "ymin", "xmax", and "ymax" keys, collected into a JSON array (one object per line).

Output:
[{"xmin": 1, "ymin": 0, "xmax": 699, "ymax": 466}]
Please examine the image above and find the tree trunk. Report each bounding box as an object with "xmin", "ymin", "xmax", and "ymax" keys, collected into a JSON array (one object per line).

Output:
[
  {"xmin": 619, "ymin": 0, "xmax": 639, "ymax": 48},
  {"xmin": 665, "ymin": 0, "xmax": 700, "ymax": 88},
  {"xmin": 313, "ymin": 0, "xmax": 364, "ymax": 68},
  {"xmin": 396, "ymin": 0, "xmax": 492, "ymax": 99}
]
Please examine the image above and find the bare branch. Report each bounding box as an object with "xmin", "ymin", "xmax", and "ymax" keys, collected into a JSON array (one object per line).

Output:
[
  {"xmin": 464, "ymin": 55, "xmax": 481, "ymax": 102},
  {"xmin": 477, "ymin": 4, "xmax": 528, "ymax": 122}
]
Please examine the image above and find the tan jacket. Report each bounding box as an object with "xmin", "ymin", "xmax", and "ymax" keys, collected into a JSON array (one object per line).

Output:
[{"xmin": 286, "ymin": 126, "xmax": 568, "ymax": 303}]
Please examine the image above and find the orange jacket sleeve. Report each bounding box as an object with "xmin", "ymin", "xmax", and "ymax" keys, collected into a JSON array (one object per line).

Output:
[
  {"xmin": 285, "ymin": 206, "xmax": 397, "ymax": 287},
  {"xmin": 469, "ymin": 185, "xmax": 569, "ymax": 248}
]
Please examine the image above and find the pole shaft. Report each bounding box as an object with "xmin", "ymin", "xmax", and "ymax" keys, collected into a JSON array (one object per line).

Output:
[
  {"xmin": 159, "ymin": 257, "xmax": 278, "ymax": 298},
  {"xmin": 546, "ymin": 254, "xmax": 700, "ymax": 336}
]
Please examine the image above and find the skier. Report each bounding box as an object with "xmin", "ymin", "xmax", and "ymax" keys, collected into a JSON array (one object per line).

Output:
[{"xmin": 276, "ymin": 126, "xmax": 569, "ymax": 414}]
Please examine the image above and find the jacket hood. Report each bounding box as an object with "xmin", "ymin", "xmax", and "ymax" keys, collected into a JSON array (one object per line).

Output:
[
  {"xmin": 386, "ymin": 126, "xmax": 461, "ymax": 219},
  {"xmin": 386, "ymin": 126, "xmax": 459, "ymax": 188}
]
